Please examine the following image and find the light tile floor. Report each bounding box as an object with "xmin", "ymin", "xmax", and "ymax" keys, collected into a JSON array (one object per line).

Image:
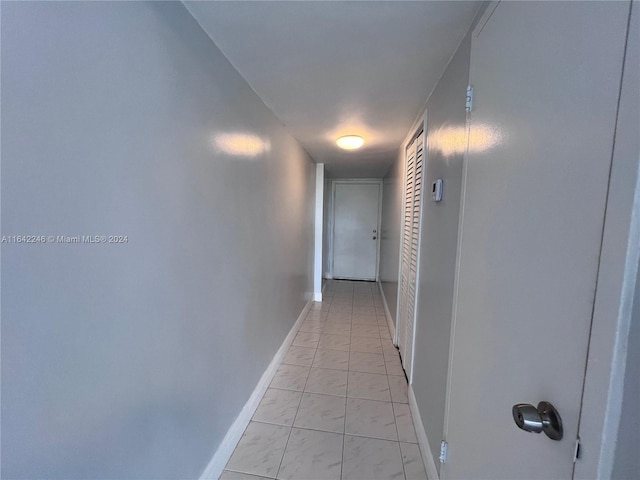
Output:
[{"xmin": 220, "ymin": 280, "xmax": 428, "ymax": 480}]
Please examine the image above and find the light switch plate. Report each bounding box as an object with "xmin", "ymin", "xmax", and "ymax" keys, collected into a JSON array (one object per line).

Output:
[{"xmin": 432, "ymin": 179, "xmax": 443, "ymax": 202}]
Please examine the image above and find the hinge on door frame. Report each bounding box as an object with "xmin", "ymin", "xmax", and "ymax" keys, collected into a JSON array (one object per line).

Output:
[
  {"xmin": 465, "ymin": 85, "xmax": 474, "ymax": 112},
  {"xmin": 439, "ymin": 440, "xmax": 448, "ymax": 463},
  {"xmin": 573, "ymin": 437, "xmax": 581, "ymax": 463}
]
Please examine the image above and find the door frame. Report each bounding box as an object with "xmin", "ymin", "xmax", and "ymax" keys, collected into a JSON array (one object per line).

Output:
[{"xmin": 329, "ymin": 178, "xmax": 383, "ymax": 281}]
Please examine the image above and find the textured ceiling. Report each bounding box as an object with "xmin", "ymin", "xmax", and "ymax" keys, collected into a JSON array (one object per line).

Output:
[{"xmin": 184, "ymin": 1, "xmax": 481, "ymax": 177}]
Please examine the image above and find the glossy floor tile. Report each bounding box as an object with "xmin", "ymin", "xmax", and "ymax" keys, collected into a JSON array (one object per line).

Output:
[
  {"xmin": 305, "ymin": 367, "xmax": 349, "ymax": 397},
  {"xmin": 223, "ymin": 280, "xmax": 427, "ymax": 480},
  {"xmin": 350, "ymin": 335, "xmax": 383, "ymax": 352},
  {"xmin": 294, "ymin": 392, "xmax": 346, "ymax": 433},
  {"xmin": 252, "ymin": 388, "xmax": 302, "ymax": 427},
  {"xmin": 342, "ymin": 436, "xmax": 404, "ymax": 480},
  {"xmin": 393, "ymin": 403, "xmax": 418, "ymax": 444},
  {"xmin": 313, "ymin": 348, "xmax": 349, "ymax": 371},
  {"xmin": 226, "ymin": 421, "xmax": 290, "ymax": 478},
  {"xmin": 345, "ymin": 398, "xmax": 398, "ymax": 441},
  {"xmin": 220, "ymin": 470, "xmax": 273, "ymax": 480},
  {"xmin": 277, "ymin": 428, "xmax": 344, "ymax": 480},
  {"xmin": 387, "ymin": 375, "xmax": 409, "ymax": 404},
  {"xmin": 282, "ymin": 346, "xmax": 316, "ymax": 367},
  {"xmin": 270, "ymin": 364, "xmax": 310, "ymax": 392},
  {"xmin": 348, "ymin": 353, "xmax": 387, "ymax": 375},
  {"xmin": 399, "ymin": 442, "xmax": 428, "ymax": 480},
  {"xmin": 347, "ymin": 371, "xmax": 392, "ymax": 402}
]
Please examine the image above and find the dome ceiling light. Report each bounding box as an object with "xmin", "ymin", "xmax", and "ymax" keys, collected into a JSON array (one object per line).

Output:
[{"xmin": 336, "ymin": 135, "xmax": 364, "ymax": 150}]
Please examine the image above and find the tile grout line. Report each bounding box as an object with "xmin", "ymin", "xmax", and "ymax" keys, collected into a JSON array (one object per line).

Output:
[
  {"xmin": 392, "ymin": 401, "xmax": 409, "ymax": 480},
  {"xmin": 339, "ymin": 285, "xmax": 355, "ymax": 479},
  {"xmin": 277, "ymin": 282, "xmax": 409, "ymax": 480},
  {"xmin": 273, "ymin": 316, "xmax": 317, "ymax": 480},
  {"xmin": 250, "ymin": 421, "xmax": 412, "ymax": 444},
  {"xmin": 340, "ymin": 290, "xmax": 352, "ymax": 480},
  {"xmin": 275, "ymin": 300, "xmax": 328, "ymax": 479},
  {"xmin": 227, "ymin": 300, "xmax": 322, "ymax": 479},
  {"xmin": 383, "ymin": 317, "xmax": 410, "ymax": 480}
]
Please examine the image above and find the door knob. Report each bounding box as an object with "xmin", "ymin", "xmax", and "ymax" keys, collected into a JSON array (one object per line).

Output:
[{"xmin": 512, "ymin": 401, "xmax": 563, "ymax": 440}]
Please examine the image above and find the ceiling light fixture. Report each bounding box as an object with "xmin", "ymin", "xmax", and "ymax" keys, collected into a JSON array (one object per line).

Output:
[{"xmin": 336, "ymin": 135, "xmax": 364, "ymax": 150}]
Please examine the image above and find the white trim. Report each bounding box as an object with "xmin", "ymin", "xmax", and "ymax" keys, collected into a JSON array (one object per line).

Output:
[
  {"xmin": 313, "ymin": 164, "xmax": 325, "ymax": 302},
  {"xmin": 409, "ymin": 385, "xmax": 440, "ymax": 480},
  {"xmin": 377, "ymin": 280, "xmax": 396, "ymax": 340},
  {"xmin": 199, "ymin": 299, "xmax": 313, "ymax": 480}
]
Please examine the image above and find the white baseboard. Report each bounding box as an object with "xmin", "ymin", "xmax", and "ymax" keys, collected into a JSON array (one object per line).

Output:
[
  {"xmin": 313, "ymin": 291, "xmax": 322, "ymax": 302},
  {"xmin": 377, "ymin": 281, "xmax": 396, "ymax": 342},
  {"xmin": 199, "ymin": 299, "xmax": 313, "ymax": 480},
  {"xmin": 408, "ymin": 385, "xmax": 440, "ymax": 480}
]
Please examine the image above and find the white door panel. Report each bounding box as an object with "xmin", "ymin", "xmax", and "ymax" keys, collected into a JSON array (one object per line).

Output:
[
  {"xmin": 333, "ymin": 182, "xmax": 380, "ymax": 281},
  {"xmin": 444, "ymin": 2, "xmax": 629, "ymax": 479},
  {"xmin": 398, "ymin": 133, "xmax": 425, "ymax": 382}
]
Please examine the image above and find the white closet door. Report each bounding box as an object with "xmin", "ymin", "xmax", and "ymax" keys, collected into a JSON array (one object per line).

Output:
[
  {"xmin": 398, "ymin": 132, "xmax": 424, "ymax": 381},
  {"xmin": 397, "ymin": 140, "xmax": 414, "ymax": 355}
]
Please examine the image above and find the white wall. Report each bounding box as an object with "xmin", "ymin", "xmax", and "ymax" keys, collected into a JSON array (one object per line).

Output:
[
  {"xmin": 411, "ymin": 30, "xmax": 473, "ymax": 470},
  {"xmin": 379, "ymin": 26, "xmax": 474, "ymax": 467},
  {"xmin": 380, "ymin": 15, "xmax": 484, "ymax": 465},
  {"xmin": 1, "ymin": 2, "xmax": 315, "ymax": 478},
  {"xmin": 578, "ymin": 2, "xmax": 640, "ymax": 477},
  {"xmin": 314, "ymin": 164, "xmax": 325, "ymax": 300},
  {"xmin": 379, "ymin": 6, "xmax": 482, "ymax": 334},
  {"xmin": 613, "ymin": 262, "xmax": 640, "ymax": 479},
  {"xmin": 379, "ymin": 153, "xmax": 403, "ymax": 326},
  {"xmin": 323, "ymin": 176, "xmax": 333, "ymax": 278}
]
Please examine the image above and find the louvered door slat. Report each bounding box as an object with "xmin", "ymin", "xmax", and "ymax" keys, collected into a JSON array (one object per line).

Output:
[{"xmin": 398, "ymin": 132, "xmax": 424, "ymax": 382}]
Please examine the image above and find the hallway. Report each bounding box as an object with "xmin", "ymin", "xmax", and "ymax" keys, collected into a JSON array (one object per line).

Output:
[
  {"xmin": 221, "ymin": 281, "xmax": 426, "ymax": 480},
  {"xmin": 3, "ymin": 2, "xmax": 638, "ymax": 478}
]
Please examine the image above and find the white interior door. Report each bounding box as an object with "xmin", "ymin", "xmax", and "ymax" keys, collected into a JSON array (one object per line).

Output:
[
  {"xmin": 332, "ymin": 182, "xmax": 380, "ymax": 281},
  {"xmin": 443, "ymin": 3, "xmax": 630, "ymax": 479},
  {"xmin": 397, "ymin": 132, "xmax": 424, "ymax": 382}
]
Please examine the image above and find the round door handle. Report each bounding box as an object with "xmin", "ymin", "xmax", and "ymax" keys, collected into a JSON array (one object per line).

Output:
[{"xmin": 512, "ymin": 401, "xmax": 563, "ymax": 440}]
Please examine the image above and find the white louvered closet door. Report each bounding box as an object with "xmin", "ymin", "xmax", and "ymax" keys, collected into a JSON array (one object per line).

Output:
[{"xmin": 397, "ymin": 132, "xmax": 424, "ymax": 382}]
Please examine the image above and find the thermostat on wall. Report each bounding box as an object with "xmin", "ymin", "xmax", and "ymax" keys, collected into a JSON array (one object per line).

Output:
[{"xmin": 432, "ymin": 179, "xmax": 443, "ymax": 202}]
